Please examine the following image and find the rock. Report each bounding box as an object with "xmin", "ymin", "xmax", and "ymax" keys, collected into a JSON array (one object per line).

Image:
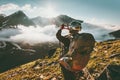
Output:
[
  {"xmin": 109, "ymin": 53, "xmax": 120, "ymax": 58},
  {"xmin": 96, "ymin": 65, "xmax": 120, "ymax": 80}
]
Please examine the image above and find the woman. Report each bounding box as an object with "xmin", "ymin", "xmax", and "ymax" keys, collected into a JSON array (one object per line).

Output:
[{"xmin": 56, "ymin": 20, "xmax": 95, "ymax": 80}]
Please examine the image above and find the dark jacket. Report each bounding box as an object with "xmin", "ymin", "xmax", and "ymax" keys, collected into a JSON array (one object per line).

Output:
[
  {"xmin": 56, "ymin": 29, "xmax": 70, "ymax": 48},
  {"xmin": 56, "ymin": 29, "xmax": 70, "ymax": 56}
]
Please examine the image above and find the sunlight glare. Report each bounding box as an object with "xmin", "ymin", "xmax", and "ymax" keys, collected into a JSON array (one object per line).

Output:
[{"xmin": 44, "ymin": 5, "xmax": 58, "ymax": 18}]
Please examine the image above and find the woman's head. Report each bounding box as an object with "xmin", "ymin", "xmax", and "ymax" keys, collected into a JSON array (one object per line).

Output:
[{"xmin": 69, "ymin": 20, "xmax": 83, "ymax": 34}]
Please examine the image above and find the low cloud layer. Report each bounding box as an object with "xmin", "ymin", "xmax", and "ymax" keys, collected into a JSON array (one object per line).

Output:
[
  {"xmin": 81, "ymin": 23, "xmax": 119, "ymax": 41},
  {"xmin": 0, "ymin": 25, "xmax": 58, "ymax": 45},
  {"xmin": 0, "ymin": 23, "xmax": 119, "ymax": 45}
]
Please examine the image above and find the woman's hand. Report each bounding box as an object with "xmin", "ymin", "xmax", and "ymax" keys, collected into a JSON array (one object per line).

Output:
[{"xmin": 60, "ymin": 24, "xmax": 65, "ymax": 30}]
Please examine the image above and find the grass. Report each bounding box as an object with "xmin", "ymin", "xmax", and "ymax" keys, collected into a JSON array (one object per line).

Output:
[{"xmin": 0, "ymin": 40, "xmax": 120, "ymax": 80}]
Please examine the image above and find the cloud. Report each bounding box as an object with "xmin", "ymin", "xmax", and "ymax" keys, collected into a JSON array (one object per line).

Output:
[
  {"xmin": 85, "ymin": 17, "xmax": 108, "ymax": 25},
  {"xmin": 21, "ymin": 4, "xmax": 32, "ymax": 11},
  {"xmin": 0, "ymin": 3, "xmax": 19, "ymax": 14},
  {"xmin": 84, "ymin": 18, "xmax": 120, "ymax": 31},
  {"xmin": 0, "ymin": 25, "xmax": 58, "ymax": 45},
  {"xmin": 0, "ymin": 3, "xmax": 59, "ymax": 18},
  {"xmin": 0, "ymin": 23, "xmax": 116, "ymax": 45},
  {"xmin": 21, "ymin": 4, "xmax": 59, "ymax": 18},
  {"xmin": 0, "ymin": 3, "xmax": 18, "ymax": 11},
  {"xmin": 81, "ymin": 23, "xmax": 116, "ymax": 41}
]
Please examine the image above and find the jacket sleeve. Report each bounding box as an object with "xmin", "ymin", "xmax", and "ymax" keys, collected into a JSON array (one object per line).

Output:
[{"xmin": 56, "ymin": 29, "xmax": 70, "ymax": 47}]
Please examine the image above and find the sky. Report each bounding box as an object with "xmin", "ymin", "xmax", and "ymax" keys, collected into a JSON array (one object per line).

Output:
[{"xmin": 0, "ymin": 0, "xmax": 120, "ymax": 25}]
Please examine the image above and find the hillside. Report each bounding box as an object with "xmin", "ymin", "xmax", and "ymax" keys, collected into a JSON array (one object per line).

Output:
[
  {"xmin": 0, "ymin": 39, "xmax": 120, "ymax": 80},
  {"xmin": 109, "ymin": 30, "xmax": 120, "ymax": 38},
  {"xmin": 0, "ymin": 41, "xmax": 59, "ymax": 73}
]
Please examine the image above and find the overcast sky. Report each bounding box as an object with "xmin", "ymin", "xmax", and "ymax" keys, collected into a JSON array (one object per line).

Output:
[{"xmin": 0, "ymin": 0, "xmax": 120, "ymax": 25}]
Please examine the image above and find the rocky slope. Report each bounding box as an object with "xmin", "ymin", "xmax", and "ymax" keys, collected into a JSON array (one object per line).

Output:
[
  {"xmin": 0, "ymin": 41, "xmax": 58, "ymax": 73},
  {"xmin": 109, "ymin": 30, "xmax": 120, "ymax": 38},
  {"xmin": 0, "ymin": 39, "xmax": 119, "ymax": 80}
]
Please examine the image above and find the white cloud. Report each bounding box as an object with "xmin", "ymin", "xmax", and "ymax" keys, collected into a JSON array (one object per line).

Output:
[
  {"xmin": 22, "ymin": 4, "xmax": 59, "ymax": 18},
  {"xmin": 0, "ymin": 3, "xmax": 19, "ymax": 14},
  {"xmin": 0, "ymin": 24, "xmax": 117, "ymax": 45},
  {"xmin": 0, "ymin": 3, "xmax": 59, "ymax": 18},
  {"xmin": 75, "ymin": 16, "xmax": 111, "ymax": 25},
  {"xmin": 84, "ymin": 17, "xmax": 120, "ymax": 31},
  {"xmin": 21, "ymin": 4, "xmax": 32, "ymax": 11},
  {"xmin": 85, "ymin": 17, "xmax": 108, "ymax": 25},
  {"xmin": 0, "ymin": 25, "xmax": 58, "ymax": 45}
]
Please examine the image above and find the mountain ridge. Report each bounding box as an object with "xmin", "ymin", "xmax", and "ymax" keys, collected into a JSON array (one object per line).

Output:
[
  {"xmin": 0, "ymin": 10, "xmax": 119, "ymax": 39},
  {"xmin": 0, "ymin": 10, "xmax": 35, "ymax": 29},
  {"xmin": 0, "ymin": 10, "xmax": 83, "ymax": 28}
]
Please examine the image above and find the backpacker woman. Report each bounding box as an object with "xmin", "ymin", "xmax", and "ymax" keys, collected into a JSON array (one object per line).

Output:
[{"xmin": 56, "ymin": 20, "xmax": 95, "ymax": 80}]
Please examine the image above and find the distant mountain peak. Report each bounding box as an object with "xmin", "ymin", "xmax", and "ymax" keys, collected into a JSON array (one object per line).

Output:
[
  {"xmin": 57, "ymin": 14, "xmax": 69, "ymax": 17},
  {"xmin": 31, "ymin": 14, "xmax": 84, "ymax": 26},
  {"xmin": 0, "ymin": 10, "xmax": 84, "ymax": 29},
  {"xmin": 16, "ymin": 10, "xmax": 24, "ymax": 14},
  {"xmin": 9, "ymin": 10, "xmax": 27, "ymax": 18},
  {"xmin": 0, "ymin": 10, "xmax": 35, "ymax": 28}
]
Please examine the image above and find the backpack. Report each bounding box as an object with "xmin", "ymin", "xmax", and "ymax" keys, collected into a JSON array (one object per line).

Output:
[
  {"xmin": 68, "ymin": 33, "xmax": 95, "ymax": 56},
  {"xmin": 60, "ymin": 33, "xmax": 95, "ymax": 71}
]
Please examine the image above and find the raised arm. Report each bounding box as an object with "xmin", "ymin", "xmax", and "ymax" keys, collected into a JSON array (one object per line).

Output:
[{"xmin": 56, "ymin": 24, "xmax": 70, "ymax": 47}]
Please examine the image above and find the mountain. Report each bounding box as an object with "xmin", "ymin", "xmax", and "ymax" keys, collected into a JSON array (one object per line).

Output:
[
  {"xmin": 32, "ymin": 16, "xmax": 51, "ymax": 26},
  {"xmin": 53, "ymin": 15, "xmax": 83, "ymax": 26},
  {"xmin": 0, "ymin": 14, "xmax": 6, "ymax": 29},
  {"xmin": 0, "ymin": 10, "xmax": 35, "ymax": 29},
  {"xmin": 31, "ymin": 15, "xmax": 83, "ymax": 27},
  {"xmin": 0, "ymin": 10, "xmax": 119, "ymax": 41},
  {"xmin": 32, "ymin": 15, "xmax": 120, "ymax": 41},
  {"xmin": 0, "ymin": 39, "xmax": 119, "ymax": 80},
  {"xmin": 0, "ymin": 10, "xmax": 120, "ymax": 79},
  {"xmin": 0, "ymin": 41, "xmax": 36, "ymax": 72},
  {"xmin": 0, "ymin": 41, "xmax": 58, "ymax": 73},
  {"xmin": 0, "ymin": 11, "xmax": 83, "ymax": 29},
  {"xmin": 109, "ymin": 30, "xmax": 120, "ymax": 38}
]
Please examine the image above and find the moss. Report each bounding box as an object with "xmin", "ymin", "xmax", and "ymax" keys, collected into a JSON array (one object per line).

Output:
[{"xmin": 0, "ymin": 40, "xmax": 120, "ymax": 80}]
